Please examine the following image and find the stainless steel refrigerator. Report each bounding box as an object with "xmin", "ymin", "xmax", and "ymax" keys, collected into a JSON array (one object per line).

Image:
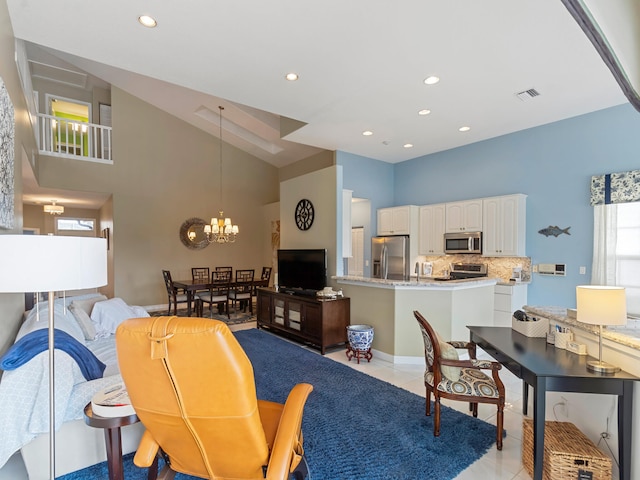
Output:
[{"xmin": 372, "ymin": 235, "xmax": 410, "ymax": 280}]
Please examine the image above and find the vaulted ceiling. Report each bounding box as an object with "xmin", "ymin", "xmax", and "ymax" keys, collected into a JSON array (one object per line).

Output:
[
  {"xmin": 8, "ymin": 1, "xmax": 640, "ymax": 213},
  {"xmin": 7, "ymin": 0, "xmax": 634, "ymax": 175}
]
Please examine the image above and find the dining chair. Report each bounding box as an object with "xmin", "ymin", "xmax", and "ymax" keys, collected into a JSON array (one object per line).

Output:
[
  {"xmin": 162, "ymin": 270, "xmax": 189, "ymax": 315},
  {"xmin": 260, "ymin": 266, "xmax": 272, "ymax": 286},
  {"xmin": 215, "ymin": 266, "xmax": 233, "ymax": 277},
  {"xmin": 252, "ymin": 266, "xmax": 272, "ymax": 302},
  {"xmin": 413, "ymin": 310, "xmax": 506, "ymax": 450},
  {"xmin": 191, "ymin": 267, "xmax": 210, "ymax": 296},
  {"xmin": 229, "ymin": 269, "xmax": 255, "ymax": 314},
  {"xmin": 196, "ymin": 269, "xmax": 232, "ymax": 318},
  {"xmin": 191, "ymin": 267, "xmax": 210, "ymax": 283}
]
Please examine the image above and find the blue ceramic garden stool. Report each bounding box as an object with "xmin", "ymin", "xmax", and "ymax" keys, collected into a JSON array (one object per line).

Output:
[{"xmin": 346, "ymin": 324, "xmax": 374, "ymax": 364}]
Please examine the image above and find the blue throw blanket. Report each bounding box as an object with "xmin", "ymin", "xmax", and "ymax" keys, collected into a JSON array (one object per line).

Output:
[{"xmin": 0, "ymin": 329, "xmax": 106, "ymax": 380}]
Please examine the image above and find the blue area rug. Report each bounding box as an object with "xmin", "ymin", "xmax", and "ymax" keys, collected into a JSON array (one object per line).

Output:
[{"xmin": 60, "ymin": 328, "xmax": 498, "ymax": 480}]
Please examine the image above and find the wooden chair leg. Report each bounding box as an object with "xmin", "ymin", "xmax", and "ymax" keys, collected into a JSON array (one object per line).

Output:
[
  {"xmin": 472, "ymin": 403, "xmax": 478, "ymax": 418},
  {"xmin": 425, "ymin": 385, "xmax": 432, "ymax": 416},
  {"xmin": 433, "ymin": 396, "xmax": 441, "ymax": 437},
  {"xmin": 496, "ymin": 406, "xmax": 504, "ymax": 451}
]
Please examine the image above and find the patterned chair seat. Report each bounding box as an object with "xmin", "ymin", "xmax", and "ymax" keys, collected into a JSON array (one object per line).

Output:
[{"xmin": 426, "ymin": 366, "xmax": 501, "ymax": 398}]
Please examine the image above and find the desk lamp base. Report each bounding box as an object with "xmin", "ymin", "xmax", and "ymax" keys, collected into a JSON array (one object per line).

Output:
[{"xmin": 587, "ymin": 360, "xmax": 620, "ymax": 375}]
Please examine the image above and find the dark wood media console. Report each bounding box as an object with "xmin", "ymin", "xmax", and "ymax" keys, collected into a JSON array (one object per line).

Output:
[{"xmin": 256, "ymin": 287, "xmax": 350, "ymax": 354}]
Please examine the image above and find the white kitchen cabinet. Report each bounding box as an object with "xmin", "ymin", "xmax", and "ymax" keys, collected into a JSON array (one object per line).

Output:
[
  {"xmin": 377, "ymin": 205, "xmax": 418, "ymax": 236},
  {"xmin": 445, "ymin": 199, "xmax": 483, "ymax": 232},
  {"xmin": 482, "ymin": 194, "xmax": 527, "ymax": 257},
  {"xmin": 418, "ymin": 204, "xmax": 446, "ymax": 255},
  {"xmin": 494, "ymin": 283, "xmax": 528, "ymax": 326}
]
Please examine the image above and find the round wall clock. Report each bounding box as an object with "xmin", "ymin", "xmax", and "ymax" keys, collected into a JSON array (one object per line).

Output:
[{"xmin": 295, "ymin": 199, "xmax": 315, "ymax": 231}]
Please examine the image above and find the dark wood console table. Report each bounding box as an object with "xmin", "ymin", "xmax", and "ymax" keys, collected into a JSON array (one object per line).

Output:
[
  {"xmin": 257, "ymin": 287, "xmax": 350, "ymax": 354},
  {"xmin": 468, "ymin": 326, "xmax": 637, "ymax": 480}
]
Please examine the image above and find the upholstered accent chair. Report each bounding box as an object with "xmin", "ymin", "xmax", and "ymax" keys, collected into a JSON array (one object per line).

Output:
[
  {"xmin": 161, "ymin": 270, "xmax": 189, "ymax": 315},
  {"xmin": 116, "ymin": 316, "xmax": 313, "ymax": 480},
  {"xmin": 413, "ymin": 310, "xmax": 505, "ymax": 450}
]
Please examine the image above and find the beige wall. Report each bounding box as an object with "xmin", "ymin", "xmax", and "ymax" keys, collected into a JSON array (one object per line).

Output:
[
  {"xmin": 23, "ymin": 204, "xmax": 99, "ymax": 236},
  {"xmin": 279, "ymin": 150, "xmax": 335, "ymax": 183},
  {"xmin": 280, "ymin": 165, "xmax": 341, "ymax": 279},
  {"xmin": 98, "ymin": 196, "xmax": 114, "ymax": 298},
  {"xmin": 35, "ymin": 87, "xmax": 280, "ymax": 305},
  {"xmin": 0, "ymin": 2, "xmax": 38, "ymax": 357}
]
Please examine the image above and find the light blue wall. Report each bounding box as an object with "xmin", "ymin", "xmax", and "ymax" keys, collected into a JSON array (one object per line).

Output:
[
  {"xmin": 337, "ymin": 152, "xmax": 395, "ymax": 276},
  {"xmin": 339, "ymin": 103, "xmax": 640, "ymax": 307}
]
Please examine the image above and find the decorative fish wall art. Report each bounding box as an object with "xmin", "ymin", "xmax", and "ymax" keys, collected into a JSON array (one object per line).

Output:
[{"xmin": 538, "ymin": 226, "xmax": 571, "ymax": 237}]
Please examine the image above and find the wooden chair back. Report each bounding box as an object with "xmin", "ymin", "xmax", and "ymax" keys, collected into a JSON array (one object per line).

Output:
[{"xmin": 191, "ymin": 267, "xmax": 210, "ymax": 283}]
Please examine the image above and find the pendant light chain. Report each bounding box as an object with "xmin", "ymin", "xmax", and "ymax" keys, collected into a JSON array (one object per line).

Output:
[
  {"xmin": 219, "ymin": 105, "xmax": 224, "ymax": 209},
  {"xmin": 203, "ymin": 105, "xmax": 238, "ymax": 243}
]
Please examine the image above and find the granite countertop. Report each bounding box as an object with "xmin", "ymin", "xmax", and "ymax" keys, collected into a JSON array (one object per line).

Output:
[
  {"xmin": 524, "ymin": 305, "xmax": 640, "ymax": 350},
  {"xmin": 333, "ymin": 275, "xmax": 498, "ymax": 289}
]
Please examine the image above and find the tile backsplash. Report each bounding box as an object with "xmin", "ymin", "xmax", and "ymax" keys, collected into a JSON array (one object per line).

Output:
[{"xmin": 421, "ymin": 254, "xmax": 531, "ymax": 282}]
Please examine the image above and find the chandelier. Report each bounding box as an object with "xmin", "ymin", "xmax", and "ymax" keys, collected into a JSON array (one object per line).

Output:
[
  {"xmin": 204, "ymin": 106, "xmax": 238, "ymax": 243},
  {"xmin": 43, "ymin": 200, "xmax": 64, "ymax": 215}
]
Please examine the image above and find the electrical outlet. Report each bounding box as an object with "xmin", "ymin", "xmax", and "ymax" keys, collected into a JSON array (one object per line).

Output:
[{"xmin": 579, "ymin": 266, "xmax": 586, "ymax": 275}]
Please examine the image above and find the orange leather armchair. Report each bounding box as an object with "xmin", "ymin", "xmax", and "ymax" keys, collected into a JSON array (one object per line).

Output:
[{"xmin": 116, "ymin": 316, "xmax": 313, "ymax": 480}]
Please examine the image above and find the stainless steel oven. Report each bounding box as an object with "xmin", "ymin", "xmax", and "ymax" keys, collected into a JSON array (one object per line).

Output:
[{"xmin": 444, "ymin": 232, "xmax": 482, "ymax": 254}]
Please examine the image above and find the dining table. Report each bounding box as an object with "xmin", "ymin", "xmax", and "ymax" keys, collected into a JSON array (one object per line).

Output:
[
  {"xmin": 173, "ymin": 278, "xmax": 269, "ymax": 317},
  {"xmin": 172, "ymin": 279, "xmax": 214, "ymax": 317}
]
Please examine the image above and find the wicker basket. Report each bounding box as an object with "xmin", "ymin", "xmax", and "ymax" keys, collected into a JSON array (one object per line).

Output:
[
  {"xmin": 512, "ymin": 316, "xmax": 549, "ymax": 337},
  {"xmin": 522, "ymin": 420, "xmax": 611, "ymax": 480}
]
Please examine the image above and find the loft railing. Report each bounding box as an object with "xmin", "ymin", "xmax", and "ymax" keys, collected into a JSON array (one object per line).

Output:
[{"xmin": 36, "ymin": 113, "xmax": 113, "ymax": 163}]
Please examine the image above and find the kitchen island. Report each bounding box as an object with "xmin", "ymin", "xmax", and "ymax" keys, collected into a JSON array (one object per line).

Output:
[{"xmin": 334, "ymin": 276, "xmax": 498, "ymax": 362}]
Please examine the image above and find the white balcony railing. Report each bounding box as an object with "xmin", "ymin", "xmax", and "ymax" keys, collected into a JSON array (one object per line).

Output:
[{"xmin": 37, "ymin": 113, "xmax": 113, "ymax": 163}]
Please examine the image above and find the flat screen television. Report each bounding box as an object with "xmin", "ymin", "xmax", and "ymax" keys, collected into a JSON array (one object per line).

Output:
[{"xmin": 277, "ymin": 249, "xmax": 327, "ymax": 294}]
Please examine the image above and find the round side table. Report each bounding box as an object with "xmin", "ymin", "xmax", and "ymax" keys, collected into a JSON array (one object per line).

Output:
[{"xmin": 83, "ymin": 403, "xmax": 156, "ymax": 480}]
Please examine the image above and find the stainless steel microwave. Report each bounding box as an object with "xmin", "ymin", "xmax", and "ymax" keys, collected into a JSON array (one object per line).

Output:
[{"xmin": 444, "ymin": 232, "xmax": 482, "ymax": 254}]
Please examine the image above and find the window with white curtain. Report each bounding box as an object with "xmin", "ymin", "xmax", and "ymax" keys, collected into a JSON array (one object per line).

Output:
[{"xmin": 592, "ymin": 202, "xmax": 640, "ymax": 317}]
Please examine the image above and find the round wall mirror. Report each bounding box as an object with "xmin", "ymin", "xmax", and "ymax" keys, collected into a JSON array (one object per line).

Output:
[{"xmin": 179, "ymin": 217, "xmax": 209, "ymax": 250}]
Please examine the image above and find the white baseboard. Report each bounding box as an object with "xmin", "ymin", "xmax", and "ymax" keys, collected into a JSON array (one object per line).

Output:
[{"xmin": 372, "ymin": 349, "xmax": 424, "ymax": 365}]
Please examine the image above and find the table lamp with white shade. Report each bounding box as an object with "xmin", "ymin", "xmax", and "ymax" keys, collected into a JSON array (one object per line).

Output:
[
  {"xmin": 0, "ymin": 235, "xmax": 107, "ymax": 479},
  {"xmin": 576, "ymin": 285, "xmax": 627, "ymax": 374}
]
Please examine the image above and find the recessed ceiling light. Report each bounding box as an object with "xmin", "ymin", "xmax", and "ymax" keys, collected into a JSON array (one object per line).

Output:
[
  {"xmin": 418, "ymin": 109, "xmax": 431, "ymax": 116},
  {"xmin": 362, "ymin": 130, "xmax": 373, "ymax": 136},
  {"xmin": 285, "ymin": 72, "xmax": 299, "ymax": 81},
  {"xmin": 403, "ymin": 143, "xmax": 414, "ymax": 148},
  {"xmin": 459, "ymin": 126, "xmax": 471, "ymax": 132},
  {"xmin": 138, "ymin": 15, "xmax": 157, "ymax": 28},
  {"xmin": 423, "ymin": 76, "xmax": 440, "ymax": 85}
]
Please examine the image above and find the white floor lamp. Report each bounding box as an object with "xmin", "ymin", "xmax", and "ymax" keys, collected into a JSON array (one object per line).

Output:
[{"xmin": 0, "ymin": 235, "xmax": 107, "ymax": 479}]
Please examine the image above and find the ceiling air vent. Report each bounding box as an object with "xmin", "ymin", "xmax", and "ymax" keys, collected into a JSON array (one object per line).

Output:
[{"xmin": 515, "ymin": 88, "xmax": 540, "ymax": 102}]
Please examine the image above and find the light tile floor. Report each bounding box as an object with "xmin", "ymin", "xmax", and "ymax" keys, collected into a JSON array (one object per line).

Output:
[{"xmin": 0, "ymin": 322, "xmax": 534, "ymax": 479}]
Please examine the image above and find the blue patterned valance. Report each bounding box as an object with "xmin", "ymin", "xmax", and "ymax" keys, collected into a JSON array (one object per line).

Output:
[{"xmin": 590, "ymin": 170, "xmax": 640, "ymax": 206}]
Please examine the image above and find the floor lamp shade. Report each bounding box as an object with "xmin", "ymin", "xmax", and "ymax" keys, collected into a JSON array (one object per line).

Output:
[
  {"xmin": 0, "ymin": 235, "xmax": 107, "ymax": 292},
  {"xmin": 0, "ymin": 235, "xmax": 107, "ymax": 479},
  {"xmin": 576, "ymin": 285, "xmax": 626, "ymax": 374}
]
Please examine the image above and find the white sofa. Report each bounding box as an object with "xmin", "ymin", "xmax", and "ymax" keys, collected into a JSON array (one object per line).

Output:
[{"xmin": 0, "ymin": 294, "xmax": 148, "ymax": 479}]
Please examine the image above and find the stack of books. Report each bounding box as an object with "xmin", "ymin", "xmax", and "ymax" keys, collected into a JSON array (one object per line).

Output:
[{"xmin": 91, "ymin": 383, "xmax": 135, "ymax": 417}]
